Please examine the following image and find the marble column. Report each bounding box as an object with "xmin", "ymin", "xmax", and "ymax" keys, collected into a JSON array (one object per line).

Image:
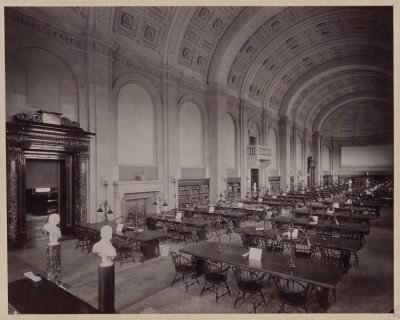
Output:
[
  {"xmin": 6, "ymin": 147, "xmax": 21, "ymax": 244},
  {"xmin": 47, "ymin": 244, "xmax": 61, "ymax": 286},
  {"xmin": 75, "ymin": 152, "xmax": 89, "ymax": 224}
]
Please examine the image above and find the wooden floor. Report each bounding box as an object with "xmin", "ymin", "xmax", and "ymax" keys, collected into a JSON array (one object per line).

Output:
[{"xmin": 8, "ymin": 206, "xmax": 394, "ymax": 313}]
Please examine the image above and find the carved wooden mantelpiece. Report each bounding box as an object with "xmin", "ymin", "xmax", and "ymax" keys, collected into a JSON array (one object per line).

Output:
[{"xmin": 6, "ymin": 120, "xmax": 95, "ymax": 248}]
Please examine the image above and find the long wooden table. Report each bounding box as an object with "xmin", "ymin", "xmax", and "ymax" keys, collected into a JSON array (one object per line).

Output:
[
  {"xmin": 241, "ymin": 199, "xmax": 283, "ymax": 208},
  {"xmin": 180, "ymin": 241, "xmax": 344, "ymax": 310},
  {"xmin": 236, "ymin": 226, "xmax": 362, "ymax": 252},
  {"xmin": 181, "ymin": 207, "xmax": 250, "ymax": 220},
  {"xmin": 8, "ymin": 275, "xmax": 99, "ymax": 314},
  {"xmin": 292, "ymin": 208, "xmax": 376, "ymax": 224},
  {"xmin": 80, "ymin": 222, "xmax": 168, "ymax": 260},
  {"xmin": 270, "ymin": 216, "xmax": 370, "ymax": 242},
  {"xmin": 180, "ymin": 241, "xmax": 344, "ymax": 289},
  {"xmin": 310, "ymin": 202, "xmax": 378, "ymax": 215},
  {"xmin": 150, "ymin": 215, "xmax": 208, "ymax": 229}
]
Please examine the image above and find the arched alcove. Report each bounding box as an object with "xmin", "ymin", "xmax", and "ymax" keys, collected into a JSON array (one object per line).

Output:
[
  {"xmin": 117, "ymin": 83, "xmax": 155, "ymax": 165},
  {"xmin": 221, "ymin": 113, "xmax": 237, "ymax": 169},
  {"xmin": 179, "ymin": 101, "xmax": 204, "ymax": 167},
  {"xmin": 6, "ymin": 47, "xmax": 79, "ymax": 122}
]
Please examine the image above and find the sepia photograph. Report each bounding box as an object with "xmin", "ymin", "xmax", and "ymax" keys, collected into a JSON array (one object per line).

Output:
[{"xmin": 4, "ymin": 4, "xmax": 395, "ymax": 315}]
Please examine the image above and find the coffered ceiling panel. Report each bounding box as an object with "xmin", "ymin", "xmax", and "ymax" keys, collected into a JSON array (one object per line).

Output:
[
  {"xmin": 177, "ymin": 7, "xmax": 245, "ymax": 76},
  {"xmin": 112, "ymin": 7, "xmax": 176, "ymax": 55},
  {"xmin": 220, "ymin": 7, "xmax": 392, "ymax": 133}
]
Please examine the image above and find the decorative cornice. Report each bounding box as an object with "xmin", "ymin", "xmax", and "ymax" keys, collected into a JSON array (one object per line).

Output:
[
  {"xmin": 6, "ymin": 8, "xmax": 113, "ymax": 57},
  {"xmin": 113, "ymin": 53, "xmax": 162, "ymax": 79}
]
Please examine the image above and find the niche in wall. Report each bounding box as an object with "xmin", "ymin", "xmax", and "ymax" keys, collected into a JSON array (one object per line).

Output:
[
  {"xmin": 117, "ymin": 83, "xmax": 155, "ymax": 166},
  {"xmin": 179, "ymin": 101, "xmax": 204, "ymax": 168},
  {"xmin": 221, "ymin": 112, "xmax": 236, "ymax": 169}
]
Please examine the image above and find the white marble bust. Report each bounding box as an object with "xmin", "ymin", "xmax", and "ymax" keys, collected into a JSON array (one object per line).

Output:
[
  {"xmin": 348, "ymin": 179, "xmax": 353, "ymax": 187},
  {"xmin": 43, "ymin": 213, "xmax": 61, "ymax": 246},
  {"xmin": 92, "ymin": 225, "xmax": 116, "ymax": 267}
]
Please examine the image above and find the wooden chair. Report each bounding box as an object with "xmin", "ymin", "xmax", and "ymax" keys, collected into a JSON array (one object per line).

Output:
[
  {"xmin": 294, "ymin": 237, "xmax": 313, "ymax": 259},
  {"xmin": 170, "ymin": 252, "xmax": 200, "ymax": 292},
  {"xmin": 274, "ymin": 277, "xmax": 310, "ymax": 313},
  {"xmin": 111, "ymin": 237, "xmax": 135, "ymax": 265},
  {"xmin": 232, "ymin": 267, "xmax": 267, "ymax": 313},
  {"xmin": 74, "ymin": 225, "xmax": 89, "ymax": 252},
  {"xmin": 86, "ymin": 229, "xmax": 100, "ymax": 255},
  {"xmin": 201, "ymin": 260, "xmax": 231, "ymax": 303}
]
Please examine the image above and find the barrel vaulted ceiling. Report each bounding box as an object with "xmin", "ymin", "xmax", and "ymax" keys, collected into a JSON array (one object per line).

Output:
[{"xmin": 20, "ymin": 6, "xmax": 393, "ymax": 137}]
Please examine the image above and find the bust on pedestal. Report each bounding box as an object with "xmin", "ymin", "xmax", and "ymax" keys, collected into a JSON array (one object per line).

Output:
[
  {"xmin": 92, "ymin": 225, "xmax": 116, "ymax": 313},
  {"xmin": 43, "ymin": 213, "xmax": 61, "ymax": 246},
  {"xmin": 347, "ymin": 178, "xmax": 353, "ymax": 191}
]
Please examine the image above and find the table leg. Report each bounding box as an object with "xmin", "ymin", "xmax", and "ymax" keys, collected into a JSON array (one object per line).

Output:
[
  {"xmin": 341, "ymin": 250, "xmax": 351, "ymax": 270},
  {"xmin": 139, "ymin": 240, "xmax": 159, "ymax": 261},
  {"xmin": 316, "ymin": 287, "xmax": 331, "ymax": 311}
]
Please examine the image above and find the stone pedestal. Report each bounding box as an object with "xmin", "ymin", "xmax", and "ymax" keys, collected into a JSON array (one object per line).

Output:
[
  {"xmin": 98, "ymin": 264, "xmax": 115, "ymax": 313},
  {"xmin": 46, "ymin": 243, "xmax": 61, "ymax": 285}
]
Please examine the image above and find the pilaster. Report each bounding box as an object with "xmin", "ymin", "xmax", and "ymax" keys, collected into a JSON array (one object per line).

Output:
[{"xmin": 279, "ymin": 116, "xmax": 291, "ymax": 189}]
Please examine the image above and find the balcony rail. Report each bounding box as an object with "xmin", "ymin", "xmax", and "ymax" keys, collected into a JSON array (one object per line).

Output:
[{"xmin": 247, "ymin": 145, "xmax": 272, "ymax": 162}]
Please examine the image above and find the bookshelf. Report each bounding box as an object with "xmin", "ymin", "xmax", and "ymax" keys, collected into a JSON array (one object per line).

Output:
[
  {"xmin": 227, "ymin": 178, "xmax": 241, "ymax": 200},
  {"xmin": 178, "ymin": 179, "xmax": 209, "ymax": 208},
  {"xmin": 322, "ymin": 175, "xmax": 333, "ymax": 186},
  {"xmin": 269, "ymin": 176, "xmax": 281, "ymax": 193}
]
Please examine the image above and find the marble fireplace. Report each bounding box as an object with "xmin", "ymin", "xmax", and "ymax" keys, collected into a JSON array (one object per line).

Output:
[{"xmin": 121, "ymin": 191, "xmax": 160, "ymax": 227}]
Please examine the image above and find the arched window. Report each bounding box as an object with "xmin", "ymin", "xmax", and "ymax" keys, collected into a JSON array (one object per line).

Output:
[
  {"xmin": 248, "ymin": 120, "xmax": 260, "ymax": 145},
  {"xmin": 117, "ymin": 83, "xmax": 155, "ymax": 165},
  {"xmin": 221, "ymin": 113, "xmax": 236, "ymax": 169},
  {"xmin": 321, "ymin": 145, "xmax": 330, "ymax": 171},
  {"xmin": 179, "ymin": 102, "xmax": 203, "ymax": 167},
  {"xmin": 267, "ymin": 128, "xmax": 278, "ymax": 169}
]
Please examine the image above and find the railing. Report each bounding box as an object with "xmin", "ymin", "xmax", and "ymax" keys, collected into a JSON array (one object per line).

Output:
[{"xmin": 247, "ymin": 145, "xmax": 272, "ymax": 162}]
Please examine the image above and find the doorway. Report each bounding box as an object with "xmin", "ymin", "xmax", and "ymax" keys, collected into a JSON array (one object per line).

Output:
[
  {"xmin": 24, "ymin": 159, "xmax": 68, "ymax": 246},
  {"xmin": 251, "ymin": 169, "xmax": 259, "ymax": 192},
  {"xmin": 22, "ymin": 153, "xmax": 72, "ymax": 247}
]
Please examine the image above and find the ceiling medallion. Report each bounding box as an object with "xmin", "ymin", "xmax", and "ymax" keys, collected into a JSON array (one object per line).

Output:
[
  {"xmin": 213, "ymin": 18, "xmax": 223, "ymax": 30},
  {"xmin": 198, "ymin": 8, "xmax": 210, "ymax": 20},
  {"xmin": 120, "ymin": 12, "xmax": 134, "ymax": 30},
  {"xmin": 197, "ymin": 56, "xmax": 206, "ymax": 66},
  {"xmin": 182, "ymin": 47, "xmax": 192, "ymax": 60},
  {"xmin": 246, "ymin": 46, "xmax": 254, "ymax": 55},
  {"xmin": 144, "ymin": 26, "xmax": 156, "ymax": 42}
]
